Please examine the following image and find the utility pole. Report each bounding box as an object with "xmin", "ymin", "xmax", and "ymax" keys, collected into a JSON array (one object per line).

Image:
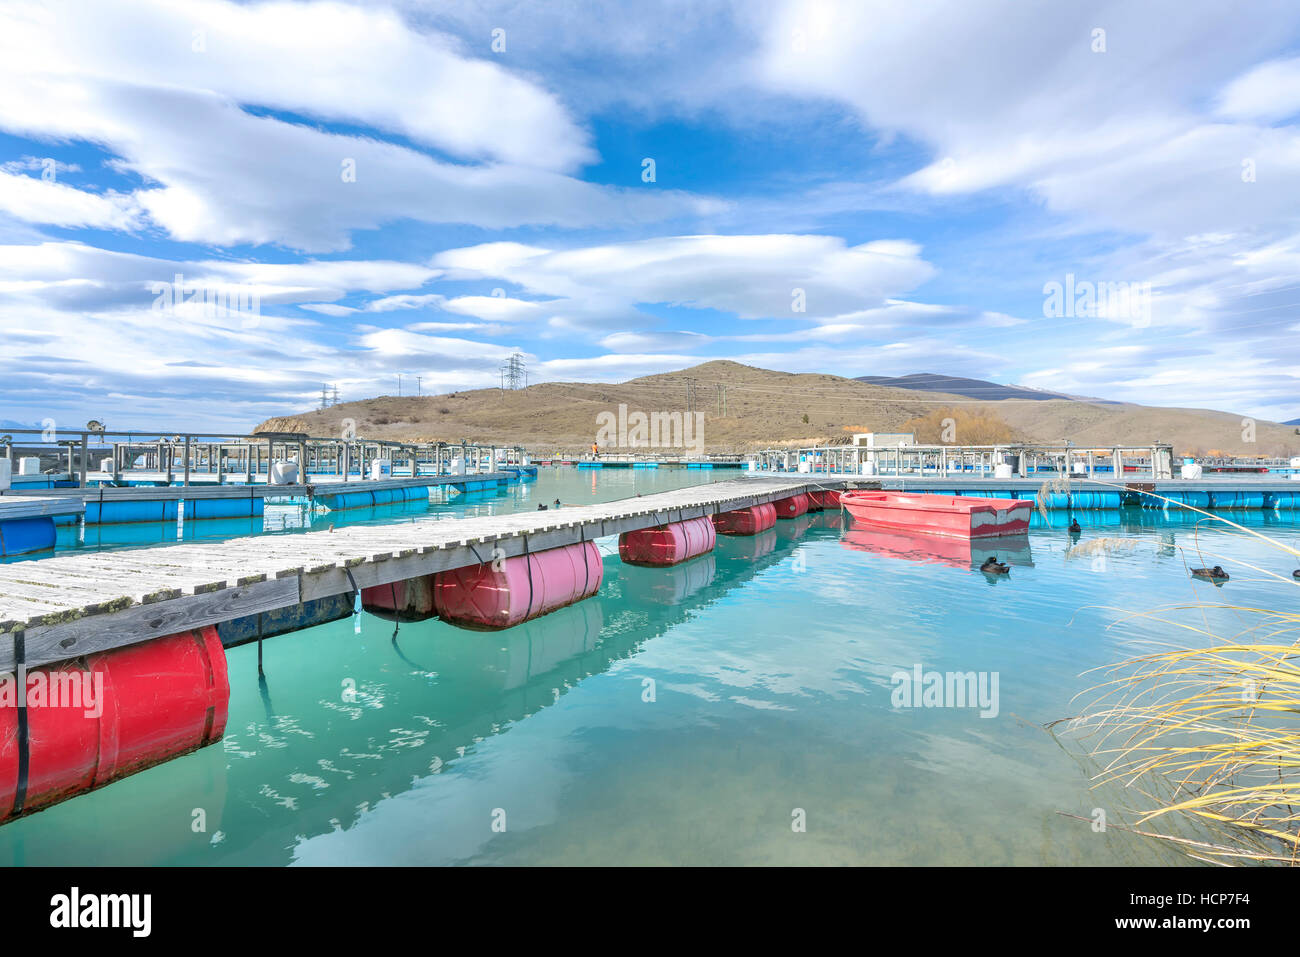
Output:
[
  {"xmin": 320, "ymin": 384, "xmax": 329, "ymax": 410},
  {"xmin": 500, "ymin": 353, "xmax": 527, "ymax": 390},
  {"xmin": 397, "ymin": 373, "xmax": 402, "ymax": 397},
  {"xmin": 331, "ymin": 384, "xmax": 339, "ymax": 406},
  {"xmin": 416, "ymin": 375, "xmax": 422, "ymax": 397}
]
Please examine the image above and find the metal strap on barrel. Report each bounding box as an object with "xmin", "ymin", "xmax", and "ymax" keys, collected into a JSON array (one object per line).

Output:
[
  {"xmin": 578, "ymin": 525, "xmax": 590, "ymax": 594},
  {"xmin": 11, "ymin": 630, "xmax": 28, "ymax": 817},
  {"xmin": 522, "ymin": 533, "xmax": 535, "ymax": 621}
]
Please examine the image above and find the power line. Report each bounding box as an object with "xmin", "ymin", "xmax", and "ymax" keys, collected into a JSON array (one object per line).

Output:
[{"xmin": 500, "ymin": 353, "xmax": 528, "ymax": 391}]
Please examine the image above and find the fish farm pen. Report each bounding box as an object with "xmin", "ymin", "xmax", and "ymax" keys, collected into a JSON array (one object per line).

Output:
[
  {"xmin": 0, "ymin": 427, "xmax": 530, "ymax": 488},
  {"xmin": 1, "ymin": 423, "xmax": 1298, "ymax": 834},
  {"xmin": 0, "ymin": 476, "xmax": 841, "ymax": 821},
  {"xmin": 746, "ymin": 442, "xmax": 1300, "ymax": 509}
]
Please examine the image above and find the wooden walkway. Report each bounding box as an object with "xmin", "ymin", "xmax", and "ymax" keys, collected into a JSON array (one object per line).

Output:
[
  {"xmin": 0, "ymin": 476, "xmax": 843, "ymax": 671},
  {"xmin": 0, "ymin": 496, "xmax": 85, "ymax": 521}
]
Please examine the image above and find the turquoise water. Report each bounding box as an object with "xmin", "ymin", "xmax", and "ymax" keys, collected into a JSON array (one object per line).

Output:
[{"xmin": 2, "ymin": 472, "xmax": 1298, "ymax": 865}]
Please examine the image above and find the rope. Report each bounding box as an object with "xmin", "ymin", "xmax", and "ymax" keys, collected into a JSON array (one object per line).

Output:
[
  {"xmin": 344, "ymin": 566, "xmax": 362, "ymax": 633},
  {"xmin": 10, "ymin": 630, "xmax": 28, "ymax": 817},
  {"xmin": 522, "ymin": 534, "xmax": 535, "ymax": 621}
]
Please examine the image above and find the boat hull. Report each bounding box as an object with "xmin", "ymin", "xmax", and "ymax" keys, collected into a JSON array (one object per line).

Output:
[{"xmin": 841, "ymin": 491, "xmax": 1031, "ymax": 538}]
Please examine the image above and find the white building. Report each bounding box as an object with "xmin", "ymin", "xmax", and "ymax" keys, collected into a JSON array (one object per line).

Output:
[{"xmin": 851, "ymin": 432, "xmax": 915, "ymax": 448}]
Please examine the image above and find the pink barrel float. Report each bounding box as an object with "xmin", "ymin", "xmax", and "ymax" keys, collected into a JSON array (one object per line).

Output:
[
  {"xmin": 773, "ymin": 493, "xmax": 811, "ymax": 519},
  {"xmin": 619, "ymin": 516, "xmax": 715, "ymax": 567},
  {"xmin": 0, "ymin": 626, "xmax": 229, "ymax": 822},
  {"xmin": 711, "ymin": 502, "xmax": 777, "ymax": 536},
  {"xmin": 362, "ymin": 540, "xmax": 604, "ymax": 628},
  {"xmin": 841, "ymin": 491, "xmax": 1031, "ymax": 539},
  {"xmin": 434, "ymin": 540, "xmax": 603, "ymax": 630}
]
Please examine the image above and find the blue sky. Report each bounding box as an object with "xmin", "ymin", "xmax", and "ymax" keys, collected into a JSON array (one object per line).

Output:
[{"xmin": 1, "ymin": 0, "xmax": 1298, "ymax": 431}]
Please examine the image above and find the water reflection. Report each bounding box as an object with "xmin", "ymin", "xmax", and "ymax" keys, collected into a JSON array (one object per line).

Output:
[{"xmin": 841, "ymin": 524, "xmax": 1034, "ymax": 571}]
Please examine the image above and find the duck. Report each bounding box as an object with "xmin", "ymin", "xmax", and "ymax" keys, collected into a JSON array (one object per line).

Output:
[
  {"xmin": 1068, "ymin": 518, "xmax": 1081, "ymax": 533},
  {"xmin": 1292, "ymin": 569, "xmax": 1300, "ymax": 578},
  {"xmin": 980, "ymin": 557, "xmax": 1010, "ymax": 575},
  {"xmin": 1191, "ymin": 565, "xmax": 1229, "ymax": 581},
  {"xmin": 537, "ymin": 503, "xmax": 548, "ymax": 511}
]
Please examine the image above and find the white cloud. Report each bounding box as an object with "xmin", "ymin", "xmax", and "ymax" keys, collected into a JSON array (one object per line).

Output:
[
  {"xmin": 0, "ymin": 171, "xmax": 142, "ymax": 229},
  {"xmin": 757, "ymin": 0, "xmax": 1300, "ymax": 241},
  {"xmin": 0, "ymin": 0, "xmax": 719, "ymax": 250},
  {"xmin": 600, "ymin": 330, "xmax": 714, "ymax": 352},
  {"xmin": 1216, "ymin": 57, "xmax": 1300, "ymax": 123},
  {"xmin": 0, "ymin": 242, "xmax": 440, "ymax": 311},
  {"xmin": 300, "ymin": 303, "xmax": 358, "ymax": 317},
  {"xmin": 365, "ymin": 294, "xmax": 447, "ymax": 312},
  {"xmin": 434, "ymin": 234, "xmax": 936, "ymax": 322},
  {"xmin": 4, "ymin": 0, "xmax": 593, "ymax": 171}
]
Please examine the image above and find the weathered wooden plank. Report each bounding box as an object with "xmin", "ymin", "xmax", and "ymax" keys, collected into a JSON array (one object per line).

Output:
[
  {"xmin": 2, "ymin": 576, "xmax": 302, "ymax": 670},
  {"xmin": 0, "ymin": 496, "xmax": 85, "ymax": 519},
  {"xmin": 0, "ymin": 478, "xmax": 839, "ymax": 646}
]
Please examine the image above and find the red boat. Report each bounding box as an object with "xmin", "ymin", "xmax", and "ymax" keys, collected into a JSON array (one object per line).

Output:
[{"xmin": 841, "ymin": 490, "xmax": 1031, "ymax": 538}]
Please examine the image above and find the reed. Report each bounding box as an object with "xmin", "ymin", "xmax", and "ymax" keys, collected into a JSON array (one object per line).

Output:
[{"xmin": 1060, "ymin": 482, "xmax": 1300, "ymax": 864}]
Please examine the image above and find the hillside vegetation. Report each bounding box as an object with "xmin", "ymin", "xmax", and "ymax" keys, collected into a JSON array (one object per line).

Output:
[{"xmin": 255, "ymin": 361, "xmax": 1300, "ymax": 456}]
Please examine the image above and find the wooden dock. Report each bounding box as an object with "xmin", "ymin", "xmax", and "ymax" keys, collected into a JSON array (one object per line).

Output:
[
  {"xmin": 0, "ymin": 496, "xmax": 85, "ymax": 522},
  {"xmin": 0, "ymin": 472, "xmax": 520, "ymax": 524},
  {"xmin": 0, "ymin": 477, "xmax": 843, "ymax": 671},
  {"xmin": 0, "ymin": 472, "xmax": 516, "ymax": 504}
]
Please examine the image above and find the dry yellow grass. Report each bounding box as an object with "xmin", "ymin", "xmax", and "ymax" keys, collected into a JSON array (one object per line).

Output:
[
  {"xmin": 255, "ymin": 360, "xmax": 1300, "ymax": 455},
  {"xmin": 1060, "ymin": 491, "xmax": 1300, "ymax": 864}
]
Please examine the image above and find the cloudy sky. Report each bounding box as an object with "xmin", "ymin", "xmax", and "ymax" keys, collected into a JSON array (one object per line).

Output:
[{"xmin": 1, "ymin": 0, "xmax": 1298, "ymax": 431}]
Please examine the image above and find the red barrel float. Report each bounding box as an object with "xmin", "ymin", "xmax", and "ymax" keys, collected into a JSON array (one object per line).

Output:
[
  {"xmin": 0, "ymin": 626, "xmax": 229, "ymax": 822},
  {"xmin": 434, "ymin": 540, "xmax": 603, "ymax": 630},
  {"xmin": 773, "ymin": 493, "xmax": 811, "ymax": 519},
  {"xmin": 712, "ymin": 502, "xmax": 777, "ymax": 536},
  {"xmin": 362, "ymin": 575, "xmax": 437, "ymax": 621},
  {"xmin": 619, "ymin": 516, "xmax": 716, "ymax": 567},
  {"xmin": 807, "ymin": 489, "xmax": 842, "ymax": 511}
]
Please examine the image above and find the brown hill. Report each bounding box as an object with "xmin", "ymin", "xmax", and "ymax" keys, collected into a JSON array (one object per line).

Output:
[{"xmin": 255, "ymin": 360, "xmax": 1300, "ymax": 457}]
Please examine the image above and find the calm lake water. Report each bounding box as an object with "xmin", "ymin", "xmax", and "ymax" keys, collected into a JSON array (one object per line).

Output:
[
  {"xmin": 22, "ymin": 465, "xmax": 721, "ymax": 558},
  {"xmin": 3, "ymin": 468, "xmax": 1297, "ymax": 865}
]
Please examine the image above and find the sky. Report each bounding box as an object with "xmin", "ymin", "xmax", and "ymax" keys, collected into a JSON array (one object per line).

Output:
[{"xmin": 0, "ymin": 0, "xmax": 1298, "ymax": 432}]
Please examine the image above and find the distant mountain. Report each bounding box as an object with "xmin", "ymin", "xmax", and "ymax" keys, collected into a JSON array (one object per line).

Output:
[
  {"xmin": 1285, "ymin": 418, "xmax": 1300, "ymax": 426},
  {"xmin": 854, "ymin": 373, "xmax": 1084, "ymax": 402},
  {"xmin": 254, "ymin": 360, "xmax": 1300, "ymax": 455}
]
